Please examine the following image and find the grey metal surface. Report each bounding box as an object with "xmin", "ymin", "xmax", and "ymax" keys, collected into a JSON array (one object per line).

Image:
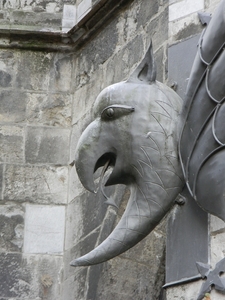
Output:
[
  {"xmin": 196, "ymin": 258, "xmax": 225, "ymax": 300},
  {"xmin": 166, "ymin": 32, "xmax": 210, "ymax": 287},
  {"xmin": 179, "ymin": 0, "xmax": 225, "ymax": 222},
  {"xmin": 165, "ymin": 188, "xmax": 209, "ymax": 287},
  {"xmin": 71, "ymin": 43, "xmax": 184, "ymax": 267},
  {"xmin": 168, "ymin": 34, "xmax": 200, "ymax": 100}
]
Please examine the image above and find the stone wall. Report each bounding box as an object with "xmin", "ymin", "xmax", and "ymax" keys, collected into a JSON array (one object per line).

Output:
[
  {"xmin": 0, "ymin": 49, "xmax": 73, "ymax": 299},
  {"xmin": 0, "ymin": 0, "xmax": 224, "ymax": 299}
]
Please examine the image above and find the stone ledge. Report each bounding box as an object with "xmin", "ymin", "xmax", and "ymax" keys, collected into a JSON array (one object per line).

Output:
[{"xmin": 0, "ymin": 0, "xmax": 133, "ymax": 51}]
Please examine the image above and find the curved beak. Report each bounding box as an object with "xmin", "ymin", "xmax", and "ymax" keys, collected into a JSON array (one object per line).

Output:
[{"xmin": 74, "ymin": 119, "xmax": 116, "ymax": 193}]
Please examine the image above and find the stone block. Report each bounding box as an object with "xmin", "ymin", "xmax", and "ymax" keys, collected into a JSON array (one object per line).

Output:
[
  {"xmin": 0, "ymin": 164, "xmax": 3, "ymax": 199},
  {"xmin": 0, "ymin": 70, "xmax": 12, "ymax": 87},
  {"xmin": 12, "ymin": 10, "xmax": 62, "ymax": 27},
  {"xmin": 25, "ymin": 126, "xmax": 70, "ymax": 164},
  {"xmin": 146, "ymin": 8, "xmax": 168, "ymax": 52},
  {"xmin": 75, "ymin": 19, "xmax": 118, "ymax": 88},
  {"xmin": 65, "ymin": 197, "xmax": 83, "ymax": 252},
  {"xmin": 24, "ymin": 204, "xmax": 65, "ymax": 254},
  {"xmin": 64, "ymin": 228, "xmax": 100, "ymax": 280},
  {"xmin": 77, "ymin": 0, "xmax": 92, "ymax": 22},
  {"xmin": 104, "ymin": 34, "xmax": 144, "ymax": 85},
  {"xmin": 16, "ymin": 52, "xmax": 53, "ymax": 91},
  {"xmin": 211, "ymin": 231, "xmax": 225, "ymax": 267},
  {"xmin": 4, "ymin": 164, "xmax": 68, "ymax": 204},
  {"xmin": 0, "ymin": 253, "xmax": 63, "ymax": 299},
  {"xmin": 94, "ymin": 255, "xmax": 164, "ymax": 300},
  {"xmin": 62, "ymin": 4, "xmax": 76, "ymax": 31},
  {"xmin": 169, "ymin": 0, "xmax": 204, "ymax": 22},
  {"xmin": 26, "ymin": 92, "xmax": 72, "ymax": 127},
  {"xmin": 0, "ymin": 205, "xmax": 24, "ymax": 252},
  {"xmin": 166, "ymin": 280, "xmax": 203, "ymax": 300},
  {"xmin": 210, "ymin": 215, "xmax": 225, "ymax": 233},
  {"xmin": 23, "ymin": 254, "xmax": 63, "ymax": 300},
  {"xmin": 62, "ymin": 268, "xmax": 87, "ymax": 300},
  {"xmin": 169, "ymin": 14, "xmax": 202, "ymax": 42},
  {"xmin": 63, "ymin": 5, "xmax": 76, "ymax": 21},
  {"xmin": 68, "ymin": 165, "xmax": 84, "ymax": 202},
  {"xmin": 72, "ymin": 82, "xmax": 96, "ymax": 125},
  {"xmin": 0, "ymin": 252, "xmax": 23, "ymax": 299},
  {"xmin": 0, "ymin": 125, "xmax": 24, "ymax": 163},
  {"xmin": 154, "ymin": 46, "xmax": 164, "ymax": 83},
  {"xmin": 48, "ymin": 53, "xmax": 73, "ymax": 92},
  {"xmin": 46, "ymin": 2, "xmax": 58, "ymax": 13},
  {"xmin": 62, "ymin": 19, "xmax": 75, "ymax": 32},
  {"xmin": 136, "ymin": 0, "xmax": 159, "ymax": 30},
  {"xmin": 0, "ymin": 91, "xmax": 26, "ymax": 123}
]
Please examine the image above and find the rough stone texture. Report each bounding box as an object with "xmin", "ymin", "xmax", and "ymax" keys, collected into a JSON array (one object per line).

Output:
[
  {"xmin": 0, "ymin": 205, "xmax": 24, "ymax": 252},
  {"xmin": 4, "ymin": 164, "xmax": 68, "ymax": 204},
  {"xmin": 0, "ymin": 0, "xmax": 222, "ymax": 299},
  {"xmin": 25, "ymin": 126, "xmax": 70, "ymax": 164},
  {"xmin": 0, "ymin": 253, "xmax": 63, "ymax": 300},
  {"xmin": 24, "ymin": 204, "xmax": 65, "ymax": 254}
]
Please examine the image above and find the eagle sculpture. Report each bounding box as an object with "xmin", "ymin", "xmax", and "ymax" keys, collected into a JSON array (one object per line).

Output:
[{"xmin": 71, "ymin": 0, "xmax": 225, "ymax": 268}]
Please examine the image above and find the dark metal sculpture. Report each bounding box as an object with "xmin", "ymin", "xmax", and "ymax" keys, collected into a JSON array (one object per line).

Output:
[
  {"xmin": 72, "ymin": 5, "xmax": 225, "ymax": 297},
  {"xmin": 179, "ymin": 0, "xmax": 225, "ymax": 222},
  {"xmin": 70, "ymin": 42, "xmax": 184, "ymax": 267}
]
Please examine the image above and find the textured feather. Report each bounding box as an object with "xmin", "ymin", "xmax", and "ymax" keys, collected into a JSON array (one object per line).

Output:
[{"xmin": 179, "ymin": 0, "xmax": 225, "ymax": 220}]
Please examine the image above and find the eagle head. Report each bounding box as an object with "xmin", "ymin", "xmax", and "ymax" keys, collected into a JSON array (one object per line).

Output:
[{"xmin": 71, "ymin": 43, "xmax": 184, "ymax": 267}]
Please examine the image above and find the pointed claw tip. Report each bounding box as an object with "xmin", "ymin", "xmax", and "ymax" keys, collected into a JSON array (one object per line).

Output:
[{"xmin": 70, "ymin": 259, "xmax": 83, "ymax": 267}]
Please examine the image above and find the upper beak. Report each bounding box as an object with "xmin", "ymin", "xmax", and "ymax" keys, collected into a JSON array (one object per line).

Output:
[{"xmin": 74, "ymin": 119, "xmax": 116, "ymax": 193}]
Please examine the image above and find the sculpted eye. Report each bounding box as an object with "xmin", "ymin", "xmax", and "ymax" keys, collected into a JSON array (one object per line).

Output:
[
  {"xmin": 105, "ymin": 107, "xmax": 115, "ymax": 118},
  {"xmin": 101, "ymin": 105, "xmax": 135, "ymax": 120}
]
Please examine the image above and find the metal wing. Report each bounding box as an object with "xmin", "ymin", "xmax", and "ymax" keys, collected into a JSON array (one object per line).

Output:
[{"xmin": 179, "ymin": 0, "xmax": 225, "ymax": 221}]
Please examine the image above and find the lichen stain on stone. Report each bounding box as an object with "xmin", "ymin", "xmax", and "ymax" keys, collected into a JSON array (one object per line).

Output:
[{"xmin": 41, "ymin": 274, "xmax": 53, "ymax": 288}]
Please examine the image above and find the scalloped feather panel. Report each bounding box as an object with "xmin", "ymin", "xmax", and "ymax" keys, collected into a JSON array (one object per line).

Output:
[{"xmin": 179, "ymin": 0, "xmax": 225, "ymax": 221}]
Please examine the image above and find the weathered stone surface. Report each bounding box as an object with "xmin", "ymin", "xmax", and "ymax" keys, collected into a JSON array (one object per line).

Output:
[
  {"xmin": 24, "ymin": 204, "xmax": 65, "ymax": 254},
  {"xmin": 0, "ymin": 70, "xmax": 12, "ymax": 87},
  {"xmin": 72, "ymin": 82, "xmax": 97, "ymax": 125},
  {"xmin": 4, "ymin": 164, "xmax": 68, "ymax": 204},
  {"xmin": 0, "ymin": 91, "xmax": 26, "ymax": 123},
  {"xmin": 64, "ymin": 228, "xmax": 100, "ymax": 281},
  {"xmin": 0, "ymin": 205, "xmax": 24, "ymax": 252},
  {"xmin": 0, "ymin": 126, "xmax": 24, "ymax": 163},
  {"xmin": 25, "ymin": 126, "xmax": 70, "ymax": 164},
  {"xmin": 169, "ymin": 12, "xmax": 202, "ymax": 42},
  {"xmin": 0, "ymin": 253, "xmax": 63, "ymax": 300},
  {"xmin": 62, "ymin": 267, "xmax": 87, "ymax": 300},
  {"xmin": 75, "ymin": 18, "xmax": 119, "ymax": 89},
  {"xmin": 12, "ymin": 11, "xmax": 62, "ymax": 27},
  {"xmin": 26, "ymin": 92, "xmax": 72, "ymax": 127},
  {"xmin": 48, "ymin": 54, "xmax": 73, "ymax": 92},
  {"xmin": 136, "ymin": 0, "xmax": 159, "ymax": 29},
  {"xmin": 169, "ymin": 0, "xmax": 204, "ymax": 22},
  {"xmin": 77, "ymin": 0, "xmax": 92, "ymax": 22},
  {"xmin": 0, "ymin": 253, "xmax": 24, "ymax": 299},
  {"xmin": 95, "ymin": 256, "xmax": 164, "ymax": 300},
  {"xmin": 0, "ymin": 164, "xmax": 3, "ymax": 200},
  {"xmin": 16, "ymin": 52, "xmax": 53, "ymax": 91}
]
